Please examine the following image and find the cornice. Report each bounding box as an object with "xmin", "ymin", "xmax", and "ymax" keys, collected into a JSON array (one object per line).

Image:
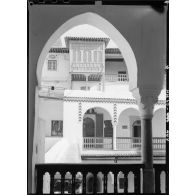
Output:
[
  {"xmin": 63, "ymin": 96, "xmax": 137, "ymax": 104},
  {"xmin": 39, "ymin": 94, "xmax": 166, "ymax": 105},
  {"xmin": 49, "ymin": 47, "xmax": 121, "ymax": 54}
]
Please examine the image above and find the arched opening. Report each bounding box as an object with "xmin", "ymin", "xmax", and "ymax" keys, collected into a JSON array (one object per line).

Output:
[
  {"xmin": 83, "ymin": 117, "xmax": 95, "ymax": 137},
  {"xmin": 153, "ymin": 108, "xmax": 166, "ymax": 137},
  {"xmin": 132, "ymin": 120, "xmax": 141, "ymax": 138},
  {"xmin": 153, "ymin": 108, "xmax": 166, "ymax": 153},
  {"xmin": 37, "ymin": 12, "xmax": 137, "ymax": 90},
  {"xmin": 116, "ymin": 108, "xmax": 140, "ymax": 150},
  {"xmin": 107, "ymin": 172, "xmax": 114, "ymax": 193},
  {"xmin": 160, "ymin": 171, "xmax": 166, "ymax": 193},
  {"xmin": 132, "ymin": 120, "xmax": 141, "ymax": 148},
  {"xmin": 37, "ymin": 13, "xmax": 138, "ymax": 163},
  {"xmin": 83, "ymin": 107, "xmax": 113, "ymax": 150},
  {"xmin": 86, "ymin": 174, "xmax": 101, "ymax": 193}
]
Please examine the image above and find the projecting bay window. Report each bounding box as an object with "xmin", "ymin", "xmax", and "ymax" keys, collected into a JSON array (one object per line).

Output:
[
  {"xmin": 48, "ymin": 60, "xmax": 57, "ymax": 71},
  {"xmin": 51, "ymin": 120, "xmax": 63, "ymax": 137}
]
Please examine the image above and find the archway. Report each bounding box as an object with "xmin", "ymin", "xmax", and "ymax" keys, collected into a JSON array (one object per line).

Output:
[
  {"xmin": 153, "ymin": 108, "xmax": 166, "ymax": 137},
  {"xmin": 86, "ymin": 174, "xmax": 101, "ymax": 193},
  {"xmin": 83, "ymin": 117, "xmax": 95, "ymax": 137},
  {"xmin": 132, "ymin": 120, "xmax": 141, "ymax": 138},
  {"xmin": 36, "ymin": 12, "xmax": 137, "ymax": 90},
  {"xmin": 83, "ymin": 107, "xmax": 113, "ymax": 150},
  {"xmin": 116, "ymin": 108, "xmax": 140, "ymax": 150}
]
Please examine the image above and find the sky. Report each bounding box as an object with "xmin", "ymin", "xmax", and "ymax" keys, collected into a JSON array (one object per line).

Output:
[{"xmin": 57, "ymin": 24, "xmax": 118, "ymax": 48}]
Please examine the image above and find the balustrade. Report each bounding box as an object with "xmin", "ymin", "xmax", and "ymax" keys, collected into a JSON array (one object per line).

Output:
[
  {"xmin": 83, "ymin": 137, "xmax": 166, "ymax": 151},
  {"xmin": 71, "ymin": 63, "xmax": 103, "ymax": 73},
  {"xmin": 36, "ymin": 164, "xmax": 167, "ymax": 194},
  {"xmin": 83, "ymin": 137, "xmax": 113, "ymax": 150}
]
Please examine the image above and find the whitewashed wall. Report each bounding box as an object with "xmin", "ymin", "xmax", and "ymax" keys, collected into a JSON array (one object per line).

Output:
[
  {"xmin": 39, "ymin": 99, "xmax": 63, "ymax": 136},
  {"xmin": 41, "ymin": 53, "xmax": 69, "ymax": 83}
]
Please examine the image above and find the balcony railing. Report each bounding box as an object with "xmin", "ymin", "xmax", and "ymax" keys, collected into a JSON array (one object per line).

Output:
[
  {"xmin": 116, "ymin": 137, "xmax": 141, "ymax": 150},
  {"xmin": 105, "ymin": 74, "xmax": 129, "ymax": 82},
  {"xmin": 83, "ymin": 137, "xmax": 113, "ymax": 150},
  {"xmin": 117, "ymin": 137, "xmax": 166, "ymax": 151},
  {"xmin": 83, "ymin": 137, "xmax": 166, "ymax": 151},
  {"xmin": 35, "ymin": 163, "xmax": 168, "ymax": 194}
]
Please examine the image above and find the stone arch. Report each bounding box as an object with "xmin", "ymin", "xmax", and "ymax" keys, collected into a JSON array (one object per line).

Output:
[
  {"xmin": 83, "ymin": 107, "xmax": 113, "ymax": 149},
  {"xmin": 83, "ymin": 106, "xmax": 112, "ymax": 121},
  {"xmin": 116, "ymin": 108, "xmax": 140, "ymax": 139},
  {"xmin": 36, "ymin": 12, "xmax": 137, "ymax": 90}
]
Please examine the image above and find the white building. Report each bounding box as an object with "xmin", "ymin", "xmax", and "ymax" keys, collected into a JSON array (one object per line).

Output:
[{"xmin": 36, "ymin": 37, "xmax": 166, "ymax": 193}]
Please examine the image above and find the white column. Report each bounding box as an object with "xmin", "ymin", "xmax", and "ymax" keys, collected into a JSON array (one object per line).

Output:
[
  {"xmin": 113, "ymin": 124, "xmax": 117, "ymax": 150},
  {"xmin": 133, "ymin": 88, "xmax": 160, "ymax": 193}
]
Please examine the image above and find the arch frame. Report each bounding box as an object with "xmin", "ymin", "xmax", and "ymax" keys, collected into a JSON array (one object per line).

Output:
[
  {"xmin": 82, "ymin": 105, "xmax": 113, "ymax": 122},
  {"xmin": 36, "ymin": 12, "xmax": 137, "ymax": 90}
]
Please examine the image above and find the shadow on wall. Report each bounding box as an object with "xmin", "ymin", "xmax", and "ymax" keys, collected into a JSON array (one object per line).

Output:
[{"xmin": 45, "ymin": 138, "xmax": 81, "ymax": 163}]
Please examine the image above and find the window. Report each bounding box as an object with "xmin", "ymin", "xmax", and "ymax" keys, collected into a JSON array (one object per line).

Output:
[
  {"xmin": 77, "ymin": 50, "xmax": 81, "ymax": 62},
  {"xmin": 88, "ymin": 51, "xmax": 92, "ymax": 62},
  {"xmin": 94, "ymin": 51, "xmax": 98, "ymax": 62},
  {"xmin": 118, "ymin": 71, "xmax": 127, "ymax": 81},
  {"xmin": 51, "ymin": 120, "xmax": 63, "ymax": 136},
  {"xmin": 132, "ymin": 120, "xmax": 141, "ymax": 137},
  {"xmin": 83, "ymin": 51, "xmax": 87, "ymax": 62},
  {"xmin": 83, "ymin": 117, "xmax": 95, "ymax": 137},
  {"xmin": 122, "ymin": 125, "xmax": 128, "ymax": 129},
  {"xmin": 48, "ymin": 60, "xmax": 57, "ymax": 71},
  {"xmin": 98, "ymin": 51, "xmax": 102, "ymax": 62},
  {"xmin": 80, "ymin": 86, "xmax": 90, "ymax": 91},
  {"xmin": 73, "ymin": 50, "xmax": 76, "ymax": 62}
]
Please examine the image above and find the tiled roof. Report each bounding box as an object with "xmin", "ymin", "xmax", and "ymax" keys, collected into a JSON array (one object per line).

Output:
[
  {"xmin": 49, "ymin": 47, "xmax": 121, "ymax": 54},
  {"xmin": 65, "ymin": 36, "xmax": 110, "ymax": 47}
]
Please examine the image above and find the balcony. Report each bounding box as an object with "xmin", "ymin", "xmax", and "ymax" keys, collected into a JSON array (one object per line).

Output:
[
  {"xmin": 105, "ymin": 74, "xmax": 129, "ymax": 82},
  {"xmin": 83, "ymin": 137, "xmax": 166, "ymax": 151},
  {"xmin": 35, "ymin": 163, "xmax": 168, "ymax": 194},
  {"xmin": 83, "ymin": 137, "xmax": 113, "ymax": 150},
  {"xmin": 71, "ymin": 63, "xmax": 103, "ymax": 73}
]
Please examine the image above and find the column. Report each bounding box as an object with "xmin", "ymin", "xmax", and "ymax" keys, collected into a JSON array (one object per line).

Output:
[
  {"xmin": 102, "ymin": 73, "xmax": 105, "ymax": 92},
  {"xmin": 138, "ymin": 95, "xmax": 157, "ymax": 193},
  {"xmin": 86, "ymin": 74, "xmax": 88, "ymax": 90},
  {"xmin": 113, "ymin": 125, "xmax": 117, "ymax": 150}
]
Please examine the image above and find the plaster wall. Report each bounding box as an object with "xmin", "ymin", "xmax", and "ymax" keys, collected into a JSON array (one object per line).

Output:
[
  {"xmin": 40, "ymin": 101, "xmax": 165, "ymax": 151},
  {"xmin": 117, "ymin": 108, "xmax": 140, "ymax": 137},
  {"xmin": 152, "ymin": 109, "xmax": 166, "ymax": 137},
  {"xmin": 42, "ymin": 53, "xmax": 69, "ymax": 82},
  {"xmin": 63, "ymin": 101, "xmax": 83, "ymax": 148},
  {"xmin": 39, "ymin": 99, "xmax": 63, "ymax": 136}
]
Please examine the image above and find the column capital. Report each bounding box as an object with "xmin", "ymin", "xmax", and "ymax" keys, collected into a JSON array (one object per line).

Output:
[{"xmin": 132, "ymin": 87, "xmax": 160, "ymax": 118}]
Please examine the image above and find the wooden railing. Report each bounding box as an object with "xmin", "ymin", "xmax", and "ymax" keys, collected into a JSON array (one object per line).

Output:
[
  {"xmin": 35, "ymin": 163, "xmax": 168, "ymax": 194},
  {"xmin": 83, "ymin": 137, "xmax": 113, "ymax": 150}
]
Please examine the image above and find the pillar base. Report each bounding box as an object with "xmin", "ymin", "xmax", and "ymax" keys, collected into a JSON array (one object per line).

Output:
[{"xmin": 143, "ymin": 168, "xmax": 155, "ymax": 193}]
